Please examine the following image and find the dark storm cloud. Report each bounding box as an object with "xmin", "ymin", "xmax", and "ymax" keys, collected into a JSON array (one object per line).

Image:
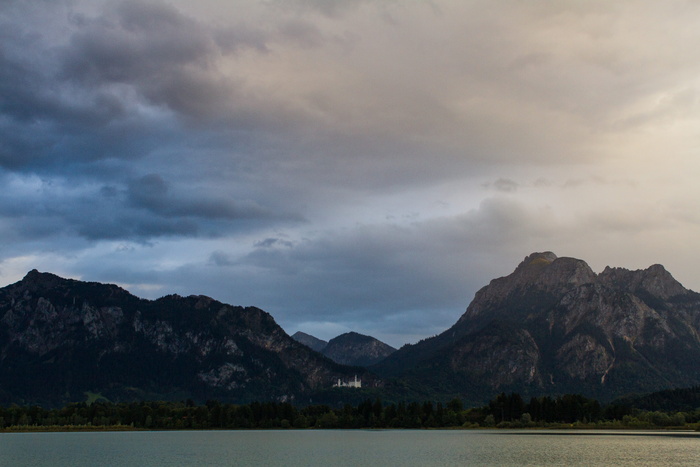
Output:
[
  {"xmin": 0, "ymin": 173, "xmax": 192, "ymax": 243},
  {"xmin": 127, "ymin": 174, "xmax": 285, "ymax": 222},
  {"xmin": 58, "ymin": 0, "xmax": 283, "ymax": 126},
  {"xmin": 62, "ymin": 1, "xmax": 211, "ymax": 83},
  {"xmin": 0, "ymin": 10, "xmax": 180, "ymax": 170},
  {"xmin": 0, "ymin": 0, "xmax": 275, "ymax": 174},
  {"xmin": 0, "ymin": 0, "xmax": 303, "ymax": 248},
  {"xmin": 61, "ymin": 3, "xmax": 226, "ymax": 119},
  {"xmin": 0, "ymin": 169, "xmax": 297, "ymax": 247}
]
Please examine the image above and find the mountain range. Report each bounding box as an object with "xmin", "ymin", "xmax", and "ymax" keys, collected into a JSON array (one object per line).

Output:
[
  {"xmin": 0, "ymin": 270, "xmax": 375, "ymax": 406},
  {"xmin": 3, "ymin": 251, "xmax": 700, "ymax": 406}
]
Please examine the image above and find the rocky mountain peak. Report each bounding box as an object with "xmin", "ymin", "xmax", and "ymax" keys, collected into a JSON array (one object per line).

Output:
[
  {"xmin": 23, "ymin": 269, "xmax": 42, "ymax": 280},
  {"xmin": 322, "ymin": 332, "xmax": 396, "ymax": 367},
  {"xmin": 461, "ymin": 252, "xmax": 595, "ymax": 323},
  {"xmin": 515, "ymin": 251, "xmax": 558, "ymax": 271},
  {"xmin": 18, "ymin": 269, "xmax": 67, "ymax": 291},
  {"xmin": 599, "ymin": 263, "xmax": 688, "ymax": 300},
  {"xmin": 512, "ymin": 252, "xmax": 595, "ymax": 287},
  {"xmin": 336, "ymin": 331, "xmax": 368, "ymax": 341}
]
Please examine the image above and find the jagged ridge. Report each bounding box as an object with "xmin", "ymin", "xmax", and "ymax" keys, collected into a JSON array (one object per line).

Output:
[{"xmin": 0, "ymin": 270, "xmax": 373, "ymax": 406}]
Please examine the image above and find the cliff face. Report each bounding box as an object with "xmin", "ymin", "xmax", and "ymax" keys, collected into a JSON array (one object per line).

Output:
[
  {"xmin": 375, "ymin": 252, "xmax": 700, "ymax": 402},
  {"xmin": 0, "ymin": 270, "xmax": 368, "ymax": 406},
  {"xmin": 321, "ymin": 332, "xmax": 396, "ymax": 367}
]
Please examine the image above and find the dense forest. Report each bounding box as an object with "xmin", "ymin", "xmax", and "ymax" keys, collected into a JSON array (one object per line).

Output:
[{"xmin": 1, "ymin": 391, "xmax": 699, "ymax": 431}]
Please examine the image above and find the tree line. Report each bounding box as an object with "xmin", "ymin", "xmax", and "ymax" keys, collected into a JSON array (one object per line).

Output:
[{"xmin": 0, "ymin": 393, "xmax": 698, "ymax": 430}]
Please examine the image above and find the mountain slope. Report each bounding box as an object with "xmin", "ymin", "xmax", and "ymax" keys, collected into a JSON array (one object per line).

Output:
[
  {"xmin": 374, "ymin": 252, "xmax": 700, "ymax": 402},
  {"xmin": 0, "ymin": 270, "xmax": 372, "ymax": 406},
  {"xmin": 291, "ymin": 331, "xmax": 327, "ymax": 352}
]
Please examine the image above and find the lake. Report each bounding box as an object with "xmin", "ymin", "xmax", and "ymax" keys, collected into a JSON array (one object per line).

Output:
[{"xmin": 1, "ymin": 429, "xmax": 699, "ymax": 466}]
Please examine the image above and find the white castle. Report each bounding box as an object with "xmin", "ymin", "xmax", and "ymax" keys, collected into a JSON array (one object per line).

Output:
[{"xmin": 333, "ymin": 375, "xmax": 362, "ymax": 388}]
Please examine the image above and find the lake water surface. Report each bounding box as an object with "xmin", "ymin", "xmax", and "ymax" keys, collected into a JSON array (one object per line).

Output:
[{"xmin": 1, "ymin": 429, "xmax": 699, "ymax": 466}]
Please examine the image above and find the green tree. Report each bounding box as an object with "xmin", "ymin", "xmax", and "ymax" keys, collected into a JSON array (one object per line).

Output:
[{"xmin": 317, "ymin": 411, "xmax": 339, "ymax": 428}]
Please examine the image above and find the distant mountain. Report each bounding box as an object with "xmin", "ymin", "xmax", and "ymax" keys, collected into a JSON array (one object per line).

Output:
[
  {"xmin": 321, "ymin": 332, "xmax": 396, "ymax": 367},
  {"xmin": 0, "ymin": 270, "xmax": 375, "ymax": 406},
  {"xmin": 374, "ymin": 252, "xmax": 700, "ymax": 403},
  {"xmin": 291, "ymin": 331, "xmax": 327, "ymax": 352},
  {"xmin": 291, "ymin": 331, "xmax": 396, "ymax": 367}
]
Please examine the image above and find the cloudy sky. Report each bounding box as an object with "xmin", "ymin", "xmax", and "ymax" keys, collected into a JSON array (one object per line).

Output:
[{"xmin": 3, "ymin": 0, "xmax": 700, "ymax": 347}]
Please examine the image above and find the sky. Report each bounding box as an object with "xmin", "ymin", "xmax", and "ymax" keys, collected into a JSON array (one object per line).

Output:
[{"xmin": 2, "ymin": 0, "xmax": 700, "ymax": 347}]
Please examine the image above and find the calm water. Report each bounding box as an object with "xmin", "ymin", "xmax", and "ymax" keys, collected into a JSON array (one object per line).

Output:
[{"xmin": 1, "ymin": 430, "xmax": 699, "ymax": 466}]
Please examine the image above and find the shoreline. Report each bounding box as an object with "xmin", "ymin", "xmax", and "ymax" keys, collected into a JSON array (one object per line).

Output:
[{"xmin": 2, "ymin": 425, "xmax": 697, "ymax": 433}]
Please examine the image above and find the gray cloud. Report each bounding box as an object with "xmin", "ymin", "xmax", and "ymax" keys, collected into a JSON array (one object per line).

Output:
[
  {"xmin": 0, "ymin": 169, "xmax": 299, "ymax": 247},
  {"xmin": 60, "ymin": 1, "xmax": 235, "ymax": 121},
  {"xmin": 0, "ymin": 0, "xmax": 274, "ymax": 175},
  {"xmin": 254, "ymin": 237, "xmax": 294, "ymax": 249},
  {"xmin": 127, "ymin": 173, "xmax": 286, "ymax": 222},
  {"xmin": 491, "ymin": 178, "xmax": 519, "ymax": 193}
]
